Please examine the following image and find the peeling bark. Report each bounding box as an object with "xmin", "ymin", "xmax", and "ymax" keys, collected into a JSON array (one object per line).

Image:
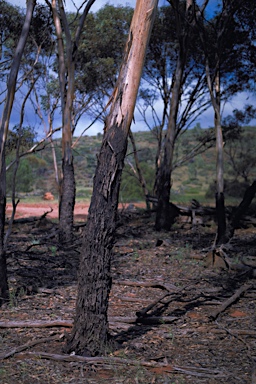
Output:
[{"xmin": 64, "ymin": 0, "xmax": 158, "ymax": 356}]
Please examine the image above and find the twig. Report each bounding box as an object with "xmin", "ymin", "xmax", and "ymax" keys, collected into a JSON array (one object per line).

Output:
[
  {"xmin": 38, "ymin": 207, "xmax": 53, "ymax": 220},
  {"xmin": 214, "ymin": 321, "xmax": 252, "ymax": 358},
  {"xmin": 209, "ymin": 283, "xmax": 253, "ymax": 320},
  {"xmin": 0, "ymin": 335, "xmax": 60, "ymax": 360},
  {"xmin": 136, "ymin": 292, "xmax": 172, "ymax": 317},
  {"xmin": 12, "ymin": 351, "xmax": 227, "ymax": 378},
  {"xmin": 114, "ymin": 279, "xmax": 177, "ymax": 291},
  {"xmin": 0, "ymin": 320, "xmax": 73, "ymax": 328}
]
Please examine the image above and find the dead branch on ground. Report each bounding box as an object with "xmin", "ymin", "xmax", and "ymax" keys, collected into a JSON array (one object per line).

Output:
[
  {"xmin": 209, "ymin": 283, "xmax": 254, "ymax": 320},
  {"xmin": 114, "ymin": 279, "xmax": 177, "ymax": 291},
  {"xmin": 0, "ymin": 335, "xmax": 60, "ymax": 360},
  {"xmin": 12, "ymin": 351, "xmax": 227, "ymax": 378},
  {"xmin": 0, "ymin": 316, "xmax": 178, "ymax": 330}
]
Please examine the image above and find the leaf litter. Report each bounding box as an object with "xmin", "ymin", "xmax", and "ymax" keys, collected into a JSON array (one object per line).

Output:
[{"xmin": 0, "ymin": 206, "xmax": 255, "ymax": 383}]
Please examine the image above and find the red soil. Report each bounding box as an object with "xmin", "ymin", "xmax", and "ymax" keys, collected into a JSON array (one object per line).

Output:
[{"xmin": 6, "ymin": 201, "xmax": 146, "ymax": 221}]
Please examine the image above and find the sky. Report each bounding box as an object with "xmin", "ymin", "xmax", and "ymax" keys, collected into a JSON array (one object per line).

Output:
[
  {"xmin": 3, "ymin": 0, "xmax": 256, "ymax": 138},
  {"xmin": 9, "ymin": 0, "xmax": 169, "ymax": 13},
  {"xmin": 10, "ymin": 0, "xmax": 136, "ymax": 12}
]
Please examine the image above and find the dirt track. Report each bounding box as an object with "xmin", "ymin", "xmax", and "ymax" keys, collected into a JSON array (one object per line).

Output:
[
  {"xmin": 6, "ymin": 202, "xmax": 90, "ymax": 221},
  {"xmin": 6, "ymin": 201, "xmax": 146, "ymax": 221}
]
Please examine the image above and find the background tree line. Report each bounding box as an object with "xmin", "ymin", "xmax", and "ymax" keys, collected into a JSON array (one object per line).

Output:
[{"xmin": 4, "ymin": 126, "xmax": 256, "ymax": 203}]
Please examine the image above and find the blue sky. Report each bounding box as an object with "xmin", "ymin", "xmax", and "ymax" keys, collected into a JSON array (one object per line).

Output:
[
  {"xmin": 10, "ymin": 0, "xmax": 166, "ymax": 12},
  {"xmin": 3, "ymin": 0, "xmax": 256, "ymax": 137}
]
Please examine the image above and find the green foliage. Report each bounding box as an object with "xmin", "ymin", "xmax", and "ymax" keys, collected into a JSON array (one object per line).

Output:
[
  {"xmin": 11, "ymin": 126, "xmax": 255, "ymax": 204},
  {"xmin": 76, "ymin": 5, "xmax": 133, "ymax": 95},
  {"xmin": 0, "ymin": 1, "xmax": 23, "ymax": 63},
  {"xmin": 6, "ymin": 126, "xmax": 36, "ymax": 155},
  {"xmin": 6, "ymin": 158, "xmax": 34, "ymax": 194},
  {"xmin": 120, "ymin": 162, "xmax": 155, "ymax": 202}
]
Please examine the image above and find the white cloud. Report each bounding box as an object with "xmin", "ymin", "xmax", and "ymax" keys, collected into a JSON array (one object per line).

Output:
[
  {"xmin": 197, "ymin": 92, "xmax": 256, "ymax": 129},
  {"xmin": 9, "ymin": 0, "xmax": 136, "ymax": 12},
  {"xmin": 5, "ymin": 0, "xmax": 255, "ymax": 137},
  {"xmin": 10, "ymin": 0, "xmax": 169, "ymax": 12}
]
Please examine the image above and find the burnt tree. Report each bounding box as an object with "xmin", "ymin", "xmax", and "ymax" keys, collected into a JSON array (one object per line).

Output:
[{"xmin": 64, "ymin": 0, "xmax": 158, "ymax": 356}]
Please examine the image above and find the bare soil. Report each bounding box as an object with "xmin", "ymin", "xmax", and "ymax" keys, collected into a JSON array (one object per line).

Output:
[
  {"xmin": 0, "ymin": 204, "xmax": 256, "ymax": 383},
  {"xmin": 6, "ymin": 202, "xmax": 90, "ymax": 221},
  {"xmin": 6, "ymin": 202, "xmax": 145, "ymax": 221}
]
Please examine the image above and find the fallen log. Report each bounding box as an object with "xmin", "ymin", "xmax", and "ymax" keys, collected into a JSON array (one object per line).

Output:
[
  {"xmin": 0, "ymin": 316, "xmax": 178, "ymax": 329},
  {"xmin": 209, "ymin": 283, "xmax": 254, "ymax": 320}
]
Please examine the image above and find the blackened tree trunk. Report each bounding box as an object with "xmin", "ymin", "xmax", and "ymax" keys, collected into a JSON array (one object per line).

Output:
[
  {"xmin": 0, "ymin": 163, "xmax": 8, "ymax": 306},
  {"xmin": 128, "ymin": 130, "xmax": 150, "ymax": 210},
  {"xmin": 50, "ymin": 0, "xmax": 95, "ymax": 243},
  {"xmin": 64, "ymin": 0, "xmax": 158, "ymax": 356},
  {"xmin": 205, "ymin": 60, "xmax": 227, "ymax": 245},
  {"xmin": 197, "ymin": 1, "xmax": 246, "ymax": 246},
  {"xmin": 0, "ymin": 0, "xmax": 36, "ymax": 306},
  {"xmin": 155, "ymin": 0, "xmax": 191, "ymax": 230},
  {"xmin": 226, "ymin": 180, "xmax": 256, "ymax": 241},
  {"xmin": 58, "ymin": 159, "xmax": 76, "ymax": 242},
  {"xmin": 214, "ymin": 68, "xmax": 226, "ymax": 244}
]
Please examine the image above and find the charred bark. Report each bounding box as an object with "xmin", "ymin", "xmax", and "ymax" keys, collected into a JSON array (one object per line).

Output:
[
  {"xmin": 58, "ymin": 158, "xmax": 76, "ymax": 243},
  {"xmin": 226, "ymin": 180, "xmax": 256, "ymax": 241},
  {"xmin": 64, "ymin": 0, "xmax": 158, "ymax": 356},
  {"xmin": 155, "ymin": 166, "xmax": 172, "ymax": 231},
  {"xmin": 0, "ymin": 0, "xmax": 36, "ymax": 306},
  {"xmin": 154, "ymin": 0, "xmax": 191, "ymax": 231},
  {"xmin": 0, "ymin": 163, "xmax": 8, "ymax": 306},
  {"xmin": 64, "ymin": 130, "xmax": 127, "ymax": 356},
  {"xmin": 128, "ymin": 130, "xmax": 150, "ymax": 210},
  {"xmin": 215, "ymin": 192, "xmax": 227, "ymax": 245},
  {"xmin": 51, "ymin": 0, "xmax": 95, "ymax": 243}
]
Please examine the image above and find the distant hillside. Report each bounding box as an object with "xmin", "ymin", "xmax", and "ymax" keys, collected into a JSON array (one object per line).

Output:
[{"xmin": 6, "ymin": 126, "xmax": 256, "ymax": 206}]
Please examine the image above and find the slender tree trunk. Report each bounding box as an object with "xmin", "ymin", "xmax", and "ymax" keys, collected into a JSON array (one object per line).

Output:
[
  {"xmin": 0, "ymin": 0, "xmax": 35, "ymax": 306},
  {"xmin": 0, "ymin": 162, "xmax": 7, "ymax": 306},
  {"xmin": 215, "ymin": 102, "xmax": 226, "ymax": 244},
  {"xmin": 58, "ymin": 32, "xmax": 76, "ymax": 242},
  {"xmin": 4, "ymin": 76, "xmax": 36, "ymax": 248},
  {"xmin": 64, "ymin": 0, "xmax": 158, "ymax": 356},
  {"xmin": 155, "ymin": 0, "xmax": 191, "ymax": 230},
  {"xmin": 205, "ymin": 61, "xmax": 227, "ymax": 245},
  {"xmin": 155, "ymin": 54, "xmax": 185, "ymax": 230},
  {"xmin": 49, "ymin": 139, "xmax": 60, "ymax": 193},
  {"xmin": 50, "ymin": 0, "xmax": 95, "ymax": 243},
  {"xmin": 226, "ymin": 180, "xmax": 256, "ymax": 241},
  {"xmin": 128, "ymin": 130, "xmax": 150, "ymax": 209}
]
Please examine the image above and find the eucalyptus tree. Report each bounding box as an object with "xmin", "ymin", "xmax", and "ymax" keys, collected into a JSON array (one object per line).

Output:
[
  {"xmin": 0, "ymin": 2, "xmax": 23, "ymax": 72},
  {"xmin": 46, "ymin": 0, "xmax": 96, "ymax": 243},
  {"xmin": 145, "ymin": 0, "xmax": 210, "ymax": 230},
  {"xmin": 0, "ymin": 0, "xmax": 36, "ymax": 306},
  {"xmin": 196, "ymin": 0, "xmax": 256, "ymax": 244},
  {"xmin": 65, "ymin": 0, "xmax": 159, "ymax": 357},
  {"xmin": 75, "ymin": 4, "xmax": 133, "ymax": 122},
  {"xmin": 223, "ymin": 106, "xmax": 256, "ymax": 185}
]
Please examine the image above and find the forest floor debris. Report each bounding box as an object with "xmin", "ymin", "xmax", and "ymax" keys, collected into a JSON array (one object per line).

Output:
[{"xmin": 0, "ymin": 205, "xmax": 256, "ymax": 383}]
